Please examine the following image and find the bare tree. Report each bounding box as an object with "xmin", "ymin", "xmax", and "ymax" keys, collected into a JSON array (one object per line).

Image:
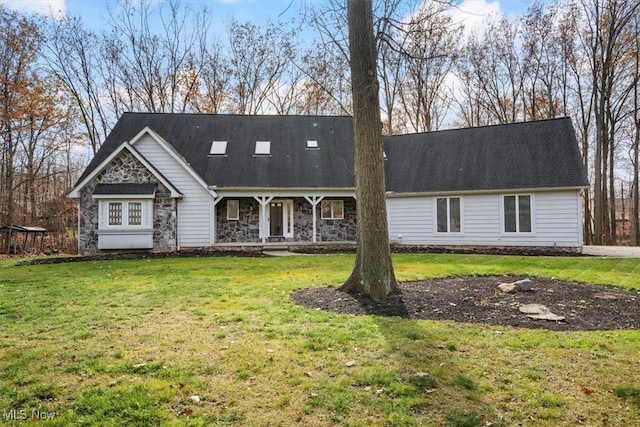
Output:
[
  {"xmin": 101, "ymin": 0, "xmax": 210, "ymax": 115},
  {"xmin": 581, "ymin": 0, "xmax": 640, "ymax": 245},
  {"xmin": 394, "ymin": 0, "xmax": 461, "ymax": 132},
  {"xmin": 41, "ymin": 16, "xmax": 110, "ymax": 154},
  {"xmin": 196, "ymin": 38, "xmax": 232, "ymax": 113},
  {"xmin": 630, "ymin": 15, "xmax": 640, "ymax": 246},
  {"xmin": 459, "ymin": 16, "xmax": 526, "ymax": 124},
  {"xmin": 0, "ymin": 6, "xmax": 40, "ymax": 248},
  {"xmin": 14, "ymin": 78, "xmax": 68, "ymax": 224},
  {"xmin": 521, "ymin": 2, "xmax": 567, "ymax": 120},
  {"xmin": 304, "ymin": 0, "xmax": 352, "ymax": 114},
  {"xmin": 296, "ymin": 42, "xmax": 352, "ymax": 115},
  {"xmin": 339, "ymin": 0, "xmax": 398, "ymax": 301},
  {"xmin": 226, "ymin": 19, "xmax": 298, "ymax": 114}
]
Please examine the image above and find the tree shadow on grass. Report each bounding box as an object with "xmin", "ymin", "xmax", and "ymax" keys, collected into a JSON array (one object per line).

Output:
[{"xmin": 291, "ymin": 286, "xmax": 499, "ymax": 426}]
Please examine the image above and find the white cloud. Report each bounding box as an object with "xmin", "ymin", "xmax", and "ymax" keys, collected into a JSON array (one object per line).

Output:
[
  {"xmin": 0, "ymin": 0, "xmax": 66, "ymax": 17},
  {"xmin": 450, "ymin": 0, "xmax": 501, "ymax": 37}
]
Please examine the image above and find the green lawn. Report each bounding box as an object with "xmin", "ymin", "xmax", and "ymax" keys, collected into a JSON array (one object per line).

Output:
[{"xmin": 1, "ymin": 253, "xmax": 639, "ymax": 426}]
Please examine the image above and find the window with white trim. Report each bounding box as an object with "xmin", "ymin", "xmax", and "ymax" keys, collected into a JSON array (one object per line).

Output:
[
  {"xmin": 99, "ymin": 200, "xmax": 152, "ymax": 229},
  {"xmin": 321, "ymin": 200, "xmax": 344, "ymax": 219},
  {"xmin": 503, "ymin": 194, "xmax": 532, "ymax": 233},
  {"xmin": 128, "ymin": 202, "xmax": 142, "ymax": 225},
  {"xmin": 108, "ymin": 202, "xmax": 123, "ymax": 225},
  {"xmin": 227, "ymin": 200, "xmax": 239, "ymax": 220},
  {"xmin": 436, "ymin": 197, "xmax": 461, "ymax": 233}
]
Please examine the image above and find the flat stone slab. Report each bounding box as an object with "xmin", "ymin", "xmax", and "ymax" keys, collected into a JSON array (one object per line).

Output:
[{"xmin": 519, "ymin": 303, "xmax": 565, "ymax": 321}]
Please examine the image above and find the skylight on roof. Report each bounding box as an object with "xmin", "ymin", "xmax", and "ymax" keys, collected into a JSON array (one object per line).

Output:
[
  {"xmin": 307, "ymin": 140, "xmax": 319, "ymax": 149},
  {"xmin": 210, "ymin": 140, "xmax": 227, "ymax": 155},
  {"xmin": 255, "ymin": 140, "xmax": 271, "ymax": 155}
]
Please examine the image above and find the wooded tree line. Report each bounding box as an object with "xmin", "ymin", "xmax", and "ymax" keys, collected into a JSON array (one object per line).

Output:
[{"xmin": 0, "ymin": 0, "xmax": 639, "ymax": 252}]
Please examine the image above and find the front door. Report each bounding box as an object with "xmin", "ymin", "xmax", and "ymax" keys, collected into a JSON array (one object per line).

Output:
[
  {"xmin": 270, "ymin": 202, "xmax": 284, "ymax": 237},
  {"xmin": 269, "ymin": 200, "xmax": 293, "ymax": 239}
]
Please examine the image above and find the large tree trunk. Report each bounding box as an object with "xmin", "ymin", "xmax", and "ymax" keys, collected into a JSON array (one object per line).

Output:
[{"xmin": 339, "ymin": 0, "xmax": 398, "ymax": 301}]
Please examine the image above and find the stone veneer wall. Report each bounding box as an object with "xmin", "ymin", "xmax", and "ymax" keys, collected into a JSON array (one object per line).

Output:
[
  {"xmin": 293, "ymin": 199, "xmax": 314, "ymax": 241},
  {"xmin": 215, "ymin": 197, "xmax": 356, "ymax": 243},
  {"xmin": 77, "ymin": 148, "xmax": 177, "ymax": 255},
  {"xmin": 318, "ymin": 198, "xmax": 357, "ymax": 242},
  {"xmin": 216, "ymin": 199, "xmax": 261, "ymax": 243}
]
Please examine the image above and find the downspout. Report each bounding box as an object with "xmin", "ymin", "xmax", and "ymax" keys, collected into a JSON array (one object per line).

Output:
[
  {"xmin": 175, "ymin": 199, "xmax": 179, "ymax": 252},
  {"xmin": 76, "ymin": 199, "xmax": 81, "ymax": 255},
  {"xmin": 212, "ymin": 196, "xmax": 223, "ymax": 246}
]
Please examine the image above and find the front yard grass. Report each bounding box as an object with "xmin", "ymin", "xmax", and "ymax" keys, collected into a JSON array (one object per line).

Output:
[{"xmin": 0, "ymin": 253, "xmax": 639, "ymax": 426}]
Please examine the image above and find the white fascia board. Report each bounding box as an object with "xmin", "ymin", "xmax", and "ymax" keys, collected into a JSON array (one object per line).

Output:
[
  {"xmin": 385, "ymin": 186, "xmax": 588, "ymax": 198},
  {"xmin": 211, "ymin": 188, "xmax": 356, "ymax": 198},
  {"xmin": 130, "ymin": 126, "xmax": 217, "ymax": 198},
  {"xmin": 67, "ymin": 141, "xmax": 182, "ymax": 199}
]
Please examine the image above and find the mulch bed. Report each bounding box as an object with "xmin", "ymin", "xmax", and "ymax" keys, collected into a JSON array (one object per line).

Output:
[{"xmin": 291, "ymin": 276, "xmax": 640, "ymax": 331}]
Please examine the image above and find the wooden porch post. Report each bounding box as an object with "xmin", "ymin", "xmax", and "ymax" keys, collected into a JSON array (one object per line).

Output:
[
  {"xmin": 254, "ymin": 196, "xmax": 274, "ymax": 243},
  {"xmin": 304, "ymin": 196, "xmax": 324, "ymax": 243}
]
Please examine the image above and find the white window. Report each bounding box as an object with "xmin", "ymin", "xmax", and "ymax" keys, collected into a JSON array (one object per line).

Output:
[
  {"xmin": 99, "ymin": 200, "xmax": 152, "ymax": 229},
  {"xmin": 321, "ymin": 200, "xmax": 344, "ymax": 219},
  {"xmin": 108, "ymin": 202, "xmax": 123, "ymax": 225},
  {"xmin": 210, "ymin": 140, "xmax": 228, "ymax": 155},
  {"xmin": 436, "ymin": 197, "xmax": 461, "ymax": 233},
  {"xmin": 227, "ymin": 200, "xmax": 239, "ymax": 220},
  {"xmin": 128, "ymin": 202, "xmax": 142, "ymax": 225},
  {"xmin": 255, "ymin": 140, "xmax": 271, "ymax": 155},
  {"xmin": 503, "ymin": 194, "xmax": 532, "ymax": 233},
  {"xmin": 306, "ymin": 140, "xmax": 318, "ymax": 149}
]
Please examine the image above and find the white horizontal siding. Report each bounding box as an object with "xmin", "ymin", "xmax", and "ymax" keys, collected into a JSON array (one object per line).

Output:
[
  {"xmin": 387, "ymin": 198, "xmax": 432, "ymax": 244},
  {"xmin": 134, "ymin": 134, "xmax": 213, "ymax": 247},
  {"xmin": 534, "ymin": 191, "xmax": 582, "ymax": 246},
  {"xmin": 388, "ymin": 190, "xmax": 583, "ymax": 248}
]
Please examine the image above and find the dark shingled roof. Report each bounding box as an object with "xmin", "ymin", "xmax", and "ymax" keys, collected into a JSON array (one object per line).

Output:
[
  {"xmin": 78, "ymin": 113, "xmax": 355, "ymax": 189},
  {"xmin": 78, "ymin": 114, "xmax": 588, "ymax": 193},
  {"xmin": 93, "ymin": 183, "xmax": 157, "ymax": 195},
  {"xmin": 383, "ymin": 117, "xmax": 589, "ymax": 193}
]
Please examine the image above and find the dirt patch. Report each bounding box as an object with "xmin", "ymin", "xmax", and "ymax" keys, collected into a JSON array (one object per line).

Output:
[{"xmin": 291, "ymin": 276, "xmax": 640, "ymax": 331}]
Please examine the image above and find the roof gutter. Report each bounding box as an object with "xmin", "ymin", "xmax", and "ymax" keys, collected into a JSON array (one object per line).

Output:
[{"xmin": 385, "ymin": 185, "xmax": 590, "ymax": 198}]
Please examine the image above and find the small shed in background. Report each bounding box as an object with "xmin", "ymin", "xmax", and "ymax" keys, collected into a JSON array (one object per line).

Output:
[{"xmin": 1, "ymin": 225, "xmax": 47, "ymax": 254}]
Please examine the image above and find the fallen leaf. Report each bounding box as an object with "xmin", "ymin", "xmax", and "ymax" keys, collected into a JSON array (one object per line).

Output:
[
  {"xmin": 581, "ymin": 386, "xmax": 595, "ymax": 395},
  {"xmin": 177, "ymin": 407, "xmax": 193, "ymax": 416}
]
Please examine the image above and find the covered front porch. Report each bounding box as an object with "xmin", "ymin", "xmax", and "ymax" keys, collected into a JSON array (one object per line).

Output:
[{"xmin": 212, "ymin": 191, "xmax": 356, "ymax": 244}]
